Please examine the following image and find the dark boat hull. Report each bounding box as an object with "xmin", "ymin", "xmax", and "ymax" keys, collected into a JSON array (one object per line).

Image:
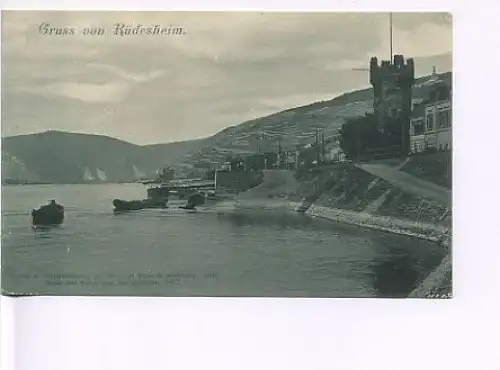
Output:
[
  {"xmin": 177, "ymin": 192, "xmax": 206, "ymax": 210},
  {"xmin": 31, "ymin": 206, "xmax": 64, "ymax": 226},
  {"xmin": 113, "ymin": 198, "xmax": 167, "ymax": 212},
  {"xmin": 179, "ymin": 204, "xmax": 196, "ymax": 210}
]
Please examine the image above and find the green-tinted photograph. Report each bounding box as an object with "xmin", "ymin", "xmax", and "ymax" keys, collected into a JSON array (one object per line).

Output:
[{"xmin": 1, "ymin": 11, "xmax": 452, "ymax": 298}]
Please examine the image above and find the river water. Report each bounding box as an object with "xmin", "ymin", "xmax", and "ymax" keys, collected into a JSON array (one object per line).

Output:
[{"xmin": 1, "ymin": 184, "xmax": 445, "ymax": 297}]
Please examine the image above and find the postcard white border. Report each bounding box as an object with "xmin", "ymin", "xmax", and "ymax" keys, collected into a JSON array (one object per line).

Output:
[{"xmin": 2, "ymin": 0, "xmax": 500, "ymax": 370}]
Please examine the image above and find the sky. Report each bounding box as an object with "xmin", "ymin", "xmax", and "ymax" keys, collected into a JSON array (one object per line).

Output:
[{"xmin": 1, "ymin": 11, "xmax": 452, "ymax": 145}]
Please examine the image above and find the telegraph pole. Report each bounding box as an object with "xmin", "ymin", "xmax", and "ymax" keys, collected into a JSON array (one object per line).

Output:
[
  {"xmin": 277, "ymin": 137, "xmax": 282, "ymax": 168},
  {"xmin": 315, "ymin": 128, "xmax": 320, "ymax": 166},
  {"xmin": 321, "ymin": 130, "xmax": 325, "ymax": 163}
]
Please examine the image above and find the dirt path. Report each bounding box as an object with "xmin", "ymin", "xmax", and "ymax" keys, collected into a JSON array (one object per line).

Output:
[
  {"xmin": 237, "ymin": 170, "xmax": 299, "ymax": 199},
  {"xmin": 356, "ymin": 163, "xmax": 451, "ymax": 206},
  {"xmin": 234, "ymin": 170, "xmax": 301, "ymax": 209}
]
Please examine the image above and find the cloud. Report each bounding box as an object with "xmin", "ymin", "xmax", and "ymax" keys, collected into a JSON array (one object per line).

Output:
[
  {"xmin": 86, "ymin": 63, "xmax": 166, "ymax": 83},
  {"xmin": 38, "ymin": 82, "xmax": 130, "ymax": 102},
  {"xmin": 1, "ymin": 11, "xmax": 452, "ymax": 144}
]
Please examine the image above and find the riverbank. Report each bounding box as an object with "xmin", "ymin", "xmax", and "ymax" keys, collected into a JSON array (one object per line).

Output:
[
  {"xmin": 237, "ymin": 165, "xmax": 450, "ymax": 243},
  {"xmin": 299, "ymin": 204, "xmax": 446, "ymax": 243},
  {"xmin": 287, "ymin": 200, "xmax": 452, "ymax": 298},
  {"xmin": 408, "ymin": 254, "xmax": 452, "ymax": 298},
  {"xmin": 234, "ymin": 154, "xmax": 452, "ymax": 297}
]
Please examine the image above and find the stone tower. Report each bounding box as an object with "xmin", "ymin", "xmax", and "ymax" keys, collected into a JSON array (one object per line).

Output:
[{"xmin": 370, "ymin": 54, "xmax": 415, "ymax": 153}]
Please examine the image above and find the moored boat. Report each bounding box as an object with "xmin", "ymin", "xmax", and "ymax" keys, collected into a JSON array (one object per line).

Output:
[
  {"xmin": 177, "ymin": 192, "xmax": 206, "ymax": 210},
  {"xmin": 112, "ymin": 198, "xmax": 167, "ymax": 212},
  {"xmin": 179, "ymin": 203, "xmax": 196, "ymax": 210},
  {"xmin": 116, "ymin": 167, "xmax": 215, "ymax": 212},
  {"xmin": 32, "ymin": 200, "xmax": 64, "ymax": 226}
]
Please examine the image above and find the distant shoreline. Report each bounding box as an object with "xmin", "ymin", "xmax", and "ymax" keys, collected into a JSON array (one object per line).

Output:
[
  {"xmin": 2, "ymin": 181, "xmax": 53, "ymax": 185},
  {"xmin": 1, "ymin": 181, "xmax": 143, "ymax": 186}
]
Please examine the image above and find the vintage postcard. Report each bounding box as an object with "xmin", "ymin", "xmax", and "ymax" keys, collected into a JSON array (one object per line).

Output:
[{"xmin": 1, "ymin": 11, "xmax": 452, "ymax": 298}]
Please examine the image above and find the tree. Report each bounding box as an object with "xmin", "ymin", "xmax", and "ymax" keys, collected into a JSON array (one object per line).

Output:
[
  {"xmin": 339, "ymin": 114, "xmax": 379, "ymax": 159},
  {"xmin": 244, "ymin": 153, "xmax": 265, "ymax": 171},
  {"xmin": 339, "ymin": 113, "xmax": 405, "ymax": 159}
]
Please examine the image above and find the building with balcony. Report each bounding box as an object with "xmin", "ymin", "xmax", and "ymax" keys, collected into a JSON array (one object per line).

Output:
[{"xmin": 410, "ymin": 82, "xmax": 452, "ymax": 154}]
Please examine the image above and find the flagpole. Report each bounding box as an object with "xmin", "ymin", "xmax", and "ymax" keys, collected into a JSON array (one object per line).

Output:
[{"xmin": 390, "ymin": 12, "xmax": 393, "ymax": 63}]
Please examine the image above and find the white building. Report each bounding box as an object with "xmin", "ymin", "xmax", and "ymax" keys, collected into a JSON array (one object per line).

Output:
[{"xmin": 329, "ymin": 147, "xmax": 346, "ymax": 162}]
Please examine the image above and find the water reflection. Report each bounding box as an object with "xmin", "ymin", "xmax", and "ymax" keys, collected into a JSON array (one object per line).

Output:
[
  {"xmin": 368, "ymin": 236, "xmax": 445, "ymax": 297},
  {"xmin": 219, "ymin": 210, "xmax": 445, "ymax": 298},
  {"xmin": 32, "ymin": 225, "xmax": 62, "ymax": 240},
  {"xmin": 217, "ymin": 209, "xmax": 318, "ymax": 230}
]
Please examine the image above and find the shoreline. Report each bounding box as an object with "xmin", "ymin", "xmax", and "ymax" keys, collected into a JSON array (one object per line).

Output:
[
  {"xmin": 281, "ymin": 199, "xmax": 451, "ymax": 298},
  {"xmin": 408, "ymin": 254, "xmax": 452, "ymax": 298},
  {"xmin": 301, "ymin": 204, "xmax": 447, "ymax": 244},
  {"xmin": 235, "ymin": 197, "xmax": 449, "ymax": 244}
]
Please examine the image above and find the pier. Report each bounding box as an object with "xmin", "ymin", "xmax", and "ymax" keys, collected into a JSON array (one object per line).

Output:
[{"xmin": 142, "ymin": 179, "xmax": 215, "ymax": 191}]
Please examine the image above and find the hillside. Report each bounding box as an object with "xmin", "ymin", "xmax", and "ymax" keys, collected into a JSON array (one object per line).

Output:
[
  {"xmin": 1, "ymin": 71, "xmax": 451, "ymax": 184},
  {"xmin": 2, "ymin": 131, "xmax": 203, "ymax": 184},
  {"xmin": 183, "ymin": 71, "xmax": 452, "ymax": 163}
]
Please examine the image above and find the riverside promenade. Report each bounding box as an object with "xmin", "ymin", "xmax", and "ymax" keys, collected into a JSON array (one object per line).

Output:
[{"xmin": 356, "ymin": 163, "xmax": 451, "ymax": 206}]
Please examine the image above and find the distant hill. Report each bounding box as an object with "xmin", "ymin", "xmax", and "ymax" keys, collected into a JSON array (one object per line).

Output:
[
  {"xmin": 2, "ymin": 131, "xmax": 203, "ymax": 184},
  {"xmin": 1, "ymin": 71, "xmax": 451, "ymax": 184}
]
